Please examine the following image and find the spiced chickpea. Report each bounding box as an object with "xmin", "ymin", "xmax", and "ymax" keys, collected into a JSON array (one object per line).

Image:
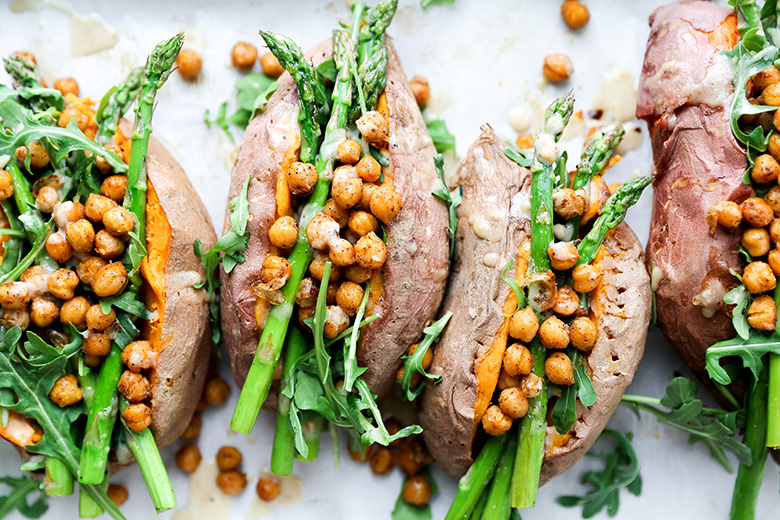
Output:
[
  {"xmin": 775, "ymin": 109, "xmax": 780, "ymax": 132},
  {"xmin": 260, "ymin": 52, "xmax": 285, "ymax": 78},
  {"xmin": 403, "ymin": 475, "xmax": 433, "ymax": 507},
  {"xmin": 497, "ymin": 370, "xmax": 520, "ymax": 391},
  {"xmin": 83, "ymin": 354, "xmax": 102, "ymax": 368},
  {"xmin": 54, "ymin": 201, "xmax": 85, "ymax": 229},
  {"xmin": 498, "ymin": 387, "xmax": 529, "ymax": 419},
  {"xmin": 296, "ymin": 278, "xmax": 319, "ymax": 308},
  {"xmin": 548, "ymin": 241, "xmax": 580, "ymax": 271},
  {"xmin": 543, "ymin": 53, "xmax": 573, "ymax": 82},
  {"xmin": 769, "ymin": 248, "xmax": 780, "ymax": 275},
  {"xmin": 519, "ymin": 373, "xmax": 543, "ymax": 399},
  {"xmin": 306, "ymin": 212, "xmax": 340, "ymax": 250},
  {"xmin": 408, "ymin": 342, "xmax": 433, "ymax": 370},
  {"xmin": 122, "ymin": 403, "xmax": 152, "ymax": 432},
  {"xmin": 332, "ymin": 166, "xmax": 363, "ymax": 209},
  {"xmin": 481, "ymin": 404, "xmax": 512, "ymax": 436},
  {"xmin": 370, "ymin": 447, "xmax": 396, "ymax": 475},
  {"xmin": 771, "ymin": 133, "xmax": 780, "ymax": 163},
  {"xmin": 256, "ymin": 475, "xmax": 282, "ymax": 503},
  {"xmin": 760, "ymin": 83, "xmax": 780, "ymax": 106},
  {"xmin": 0, "ymin": 170, "xmax": 12, "ymax": 202},
  {"xmin": 553, "ymin": 187, "xmax": 587, "ymax": 219},
  {"xmin": 571, "ymin": 263, "xmax": 602, "ymax": 293},
  {"xmin": 85, "ymin": 193, "xmax": 117, "ymax": 222},
  {"xmin": 348, "ymin": 443, "xmax": 372, "ymax": 463},
  {"xmin": 348, "ymin": 211, "xmax": 378, "ymax": 237},
  {"xmin": 743, "ymin": 261, "xmax": 777, "ymax": 294},
  {"xmin": 370, "ymin": 183, "xmax": 402, "ymax": 224},
  {"xmin": 356, "ymin": 110, "xmax": 390, "ymax": 148},
  {"xmin": 545, "ymin": 351, "xmax": 575, "ymax": 385},
  {"xmin": 409, "ymin": 76, "xmax": 431, "ymax": 107},
  {"xmin": 231, "ymin": 42, "xmax": 258, "ymax": 69},
  {"xmin": 771, "ymin": 219, "xmax": 780, "ymax": 244},
  {"xmin": 83, "ymin": 332, "xmax": 111, "ymax": 357},
  {"xmin": 180, "ymin": 414, "xmax": 202, "ymax": 440},
  {"xmin": 46, "ymin": 232, "xmax": 73, "ymax": 264},
  {"xmin": 398, "ymin": 440, "xmax": 425, "ymax": 477},
  {"xmin": 86, "ymin": 304, "xmax": 116, "ymax": 331},
  {"xmin": 95, "ymin": 145, "xmax": 119, "ymax": 175},
  {"xmin": 77, "ymin": 256, "xmax": 108, "ymax": 285},
  {"xmin": 92, "ymin": 262, "xmax": 129, "ymax": 297},
  {"xmin": 752, "ymin": 154, "xmax": 780, "ymax": 184},
  {"xmin": 0, "ymin": 282, "xmax": 30, "ymax": 310},
  {"xmin": 217, "ymin": 471, "xmax": 247, "ymax": 496},
  {"xmin": 539, "ymin": 315, "xmax": 570, "ymax": 349},
  {"xmin": 35, "ymin": 185, "xmax": 58, "ymax": 213},
  {"xmin": 20, "ymin": 265, "xmax": 47, "ymax": 293},
  {"xmin": 94, "ymin": 230, "xmax": 126, "ymax": 259},
  {"xmin": 396, "ymin": 365, "xmax": 422, "ymax": 388},
  {"xmin": 561, "ymin": 0, "xmax": 590, "ymax": 29},
  {"xmin": 707, "ymin": 200, "xmax": 742, "ymax": 232},
  {"xmin": 287, "ymin": 161, "xmax": 318, "ymax": 196},
  {"xmin": 355, "ymin": 232, "xmax": 387, "ymax": 269},
  {"xmin": 60, "ymin": 296, "xmax": 89, "ymax": 328},
  {"xmin": 345, "ymin": 265, "xmax": 372, "ymax": 283},
  {"xmin": 741, "ymin": 197, "xmax": 774, "ymax": 227},
  {"xmin": 100, "ymin": 175, "xmax": 127, "ymax": 203},
  {"xmin": 329, "ymin": 238, "xmax": 356, "ymax": 267},
  {"xmin": 13, "ymin": 51, "xmax": 36, "ymax": 64},
  {"xmin": 337, "ymin": 139, "xmax": 362, "ymax": 165},
  {"xmin": 309, "ymin": 251, "xmax": 342, "ymax": 282},
  {"xmin": 503, "ymin": 342, "xmax": 533, "ymax": 377},
  {"xmin": 107, "ymin": 484, "xmax": 128, "ymax": 506},
  {"xmin": 260, "ymin": 255, "xmax": 292, "ymax": 290},
  {"xmin": 118, "ymin": 370, "xmax": 151, "ymax": 403},
  {"xmin": 743, "ymin": 228, "xmax": 772, "ymax": 257},
  {"xmin": 297, "ymin": 306, "xmax": 316, "ymax": 329},
  {"xmin": 49, "ymin": 374, "xmax": 82, "ymax": 407},
  {"xmin": 336, "ymin": 281, "xmax": 364, "ymax": 316},
  {"xmin": 324, "ymin": 305, "xmax": 349, "ymax": 339},
  {"xmin": 766, "ymin": 187, "xmax": 780, "ymax": 216},
  {"xmin": 553, "ymin": 285, "xmax": 579, "ymax": 316},
  {"xmin": 321, "ymin": 200, "xmax": 348, "ymax": 230},
  {"xmin": 176, "ymin": 49, "xmax": 202, "ymax": 80},
  {"xmin": 66, "ymin": 219, "xmax": 95, "ymax": 253},
  {"xmin": 326, "ymin": 282, "xmax": 339, "ymax": 305},
  {"xmin": 508, "ymin": 306, "xmax": 539, "ymax": 342},
  {"xmin": 0, "ymin": 309, "xmax": 29, "ymax": 330},
  {"xmin": 30, "ymin": 299, "xmax": 59, "ymax": 328},
  {"xmin": 16, "ymin": 142, "xmax": 50, "ymax": 169},
  {"xmin": 103, "ymin": 207, "xmax": 135, "ymax": 237},
  {"xmin": 570, "ymin": 316, "xmax": 598, "ymax": 351},
  {"xmin": 268, "ymin": 216, "xmax": 298, "ymax": 249},
  {"xmin": 359, "ymin": 183, "xmax": 379, "ymax": 211},
  {"xmin": 175, "ymin": 445, "xmax": 202, "ymax": 474},
  {"xmin": 204, "ymin": 377, "xmax": 231, "ymax": 405},
  {"xmin": 58, "ymin": 107, "xmax": 89, "ymax": 132},
  {"xmin": 48, "ymin": 269, "xmax": 79, "ymax": 300},
  {"xmin": 747, "ymin": 294, "xmax": 777, "ymax": 331},
  {"xmin": 53, "ymin": 77, "xmax": 79, "ymax": 97},
  {"xmin": 121, "ymin": 340, "xmax": 156, "ymax": 372},
  {"xmin": 356, "ymin": 155, "xmax": 381, "ymax": 183},
  {"xmin": 216, "ymin": 446, "xmax": 243, "ymax": 472}
]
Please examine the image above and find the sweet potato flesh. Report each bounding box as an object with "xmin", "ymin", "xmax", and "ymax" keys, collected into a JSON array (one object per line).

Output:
[
  {"xmin": 140, "ymin": 179, "xmax": 171, "ymax": 353},
  {"xmin": 0, "ymin": 410, "xmax": 42, "ymax": 448}
]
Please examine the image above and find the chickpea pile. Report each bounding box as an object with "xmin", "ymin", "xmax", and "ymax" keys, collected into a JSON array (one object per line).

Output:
[
  {"xmin": 215, "ymin": 445, "xmax": 248, "ymax": 496},
  {"xmin": 707, "ymin": 65, "xmax": 780, "ymax": 331}
]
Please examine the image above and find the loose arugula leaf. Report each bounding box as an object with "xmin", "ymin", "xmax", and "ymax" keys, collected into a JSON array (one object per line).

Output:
[
  {"xmin": 343, "ymin": 282, "xmax": 370, "ymax": 392},
  {"xmin": 421, "ymin": 0, "xmax": 454, "ymax": 9},
  {"xmin": 500, "ymin": 259, "xmax": 526, "ymax": 314},
  {"xmin": 723, "ymin": 283, "xmax": 751, "ymax": 340},
  {"xmin": 98, "ymin": 290, "xmax": 153, "ymax": 320},
  {"xmin": 431, "ymin": 153, "xmax": 461, "ymax": 262},
  {"xmin": 574, "ymin": 350, "xmax": 597, "ymax": 406},
  {"xmin": 556, "ymin": 430, "xmax": 641, "ymax": 518},
  {"xmin": 391, "ymin": 468, "xmax": 438, "ymax": 520},
  {"xmin": 399, "ymin": 311, "xmax": 452, "ymax": 400},
  {"xmin": 0, "ymin": 475, "xmax": 48, "ymax": 519},
  {"xmin": 427, "ymin": 119, "xmax": 455, "ymax": 154},
  {"xmin": 204, "ymin": 73, "xmax": 280, "ymax": 141},
  {"xmin": 552, "ymin": 349, "xmax": 597, "ymax": 435},
  {"xmin": 706, "ymin": 330, "xmax": 780, "ymax": 386},
  {"xmin": 317, "ymin": 59, "xmax": 337, "ymax": 82},
  {"xmin": 503, "ymin": 141, "xmax": 533, "ymax": 168}
]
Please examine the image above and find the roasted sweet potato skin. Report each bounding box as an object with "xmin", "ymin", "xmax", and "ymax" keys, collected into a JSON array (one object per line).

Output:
[
  {"xmin": 220, "ymin": 37, "xmax": 449, "ymax": 398},
  {"xmin": 638, "ymin": 1, "xmax": 750, "ymax": 395},
  {"xmin": 419, "ymin": 127, "xmax": 651, "ymax": 480}
]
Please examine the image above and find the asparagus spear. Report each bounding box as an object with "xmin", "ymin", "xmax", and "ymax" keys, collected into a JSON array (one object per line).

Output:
[
  {"xmin": 482, "ymin": 436, "xmax": 517, "ymax": 520},
  {"xmin": 512, "ymin": 92, "xmax": 575, "ymax": 509},
  {"xmin": 3, "ymin": 55, "xmax": 42, "ymax": 88},
  {"xmin": 44, "ymin": 457, "xmax": 73, "ymax": 497},
  {"xmin": 445, "ymin": 434, "xmax": 510, "ymax": 520},
  {"xmin": 96, "ymin": 67, "xmax": 144, "ymax": 146}
]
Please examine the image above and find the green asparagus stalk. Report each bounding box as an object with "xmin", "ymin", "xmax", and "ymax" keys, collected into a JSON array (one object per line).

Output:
[
  {"xmin": 768, "ymin": 285, "xmax": 780, "ymax": 448},
  {"xmin": 96, "ymin": 67, "xmax": 145, "ymax": 146},
  {"xmin": 445, "ymin": 434, "xmax": 510, "ymax": 520},
  {"xmin": 79, "ymin": 480, "xmax": 108, "ymax": 518},
  {"xmin": 299, "ymin": 417, "xmax": 323, "ymax": 462},
  {"xmin": 470, "ymin": 492, "xmax": 489, "ymax": 520},
  {"xmin": 482, "ymin": 435, "xmax": 517, "ymax": 520},
  {"xmin": 0, "ymin": 201, "xmax": 24, "ymax": 276},
  {"xmin": 3, "ymin": 55, "xmax": 42, "ymax": 88},
  {"xmin": 44, "ymin": 457, "xmax": 73, "ymax": 497},
  {"xmin": 512, "ymin": 93, "xmax": 574, "ymax": 510}
]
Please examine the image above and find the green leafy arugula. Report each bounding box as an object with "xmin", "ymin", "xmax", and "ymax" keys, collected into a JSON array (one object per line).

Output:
[
  {"xmin": 0, "ymin": 475, "xmax": 48, "ymax": 519},
  {"xmin": 621, "ymin": 377, "xmax": 751, "ymax": 471},
  {"xmin": 342, "ymin": 282, "xmax": 371, "ymax": 392},
  {"xmin": 204, "ymin": 72, "xmax": 280, "ymax": 142},
  {"xmin": 399, "ymin": 311, "xmax": 452, "ymax": 401},
  {"xmin": 706, "ymin": 330, "xmax": 780, "ymax": 386},
  {"xmin": 552, "ymin": 349, "xmax": 597, "ymax": 435},
  {"xmin": 391, "ymin": 468, "xmax": 438, "ymax": 520},
  {"xmin": 723, "ymin": 279, "xmax": 751, "ymax": 340},
  {"xmin": 421, "ymin": 0, "xmax": 454, "ymax": 9},
  {"xmin": 431, "ymin": 153, "xmax": 462, "ymax": 262},
  {"xmin": 500, "ymin": 259, "xmax": 525, "ymax": 314},
  {"xmin": 503, "ymin": 140, "xmax": 533, "ymax": 168},
  {"xmin": 557, "ymin": 429, "xmax": 641, "ymax": 518},
  {"xmin": 426, "ymin": 119, "xmax": 455, "ymax": 154}
]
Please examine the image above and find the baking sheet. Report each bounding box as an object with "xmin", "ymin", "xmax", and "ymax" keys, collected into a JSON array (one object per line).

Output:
[{"xmin": 0, "ymin": 0, "xmax": 777, "ymax": 518}]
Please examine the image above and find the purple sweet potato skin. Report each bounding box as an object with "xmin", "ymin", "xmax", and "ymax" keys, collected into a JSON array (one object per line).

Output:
[
  {"xmin": 638, "ymin": 1, "xmax": 751, "ymax": 394},
  {"xmin": 420, "ymin": 127, "xmax": 651, "ymax": 480}
]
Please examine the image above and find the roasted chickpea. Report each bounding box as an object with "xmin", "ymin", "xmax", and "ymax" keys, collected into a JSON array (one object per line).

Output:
[
  {"xmin": 747, "ymin": 294, "xmax": 777, "ymax": 331},
  {"xmin": 356, "ymin": 110, "xmax": 389, "ymax": 148},
  {"xmin": 324, "ymin": 305, "xmax": 349, "ymax": 339},
  {"xmin": 48, "ymin": 268, "xmax": 79, "ymax": 301},
  {"xmin": 107, "ymin": 484, "xmax": 128, "ymax": 506},
  {"xmin": 344, "ymin": 265, "xmax": 372, "ymax": 283},
  {"xmin": 398, "ymin": 440, "xmax": 425, "ymax": 477},
  {"xmin": 180, "ymin": 414, "xmax": 202, "ymax": 440},
  {"xmin": 260, "ymin": 52, "xmax": 285, "ymax": 78},
  {"xmin": 260, "ymin": 255, "xmax": 292, "ymax": 290},
  {"xmin": 752, "ymin": 154, "xmax": 780, "ymax": 184},
  {"xmin": 348, "ymin": 443, "xmax": 372, "ymax": 463},
  {"xmin": 508, "ymin": 306, "xmax": 539, "ymax": 342},
  {"xmin": 231, "ymin": 42, "xmax": 258, "ymax": 69},
  {"xmin": 0, "ymin": 308, "xmax": 29, "ymax": 330},
  {"xmin": 370, "ymin": 183, "xmax": 402, "ymax": 225},
  {"xmin": 306, "ymin": 212, "xmax": 340, "ymax": 250},
  {"xmin": 216, "ymin": 471, "xmax": 247, "ymax": 496},
  {"xmin": 216, "ymin": 446, "xmax": 243, "ymax": 472},
  {"xmin": 332, "ymin": 166, "xmax": 363, "ymax": 210},
  {"xmin": 707, "ymin": 200, "xmax": 742, "ymax": 232},
  {"xmin": 30, "ymin": 298, "xmax": 59, "ymax": 328},
  {"xmin": 53, "ymin": 77, "xmax": 79, "ymax": 97},
  {"xmin": 571, "ymin": 263, "xmax": 603, "ymax": 293},
  {"xmin": 49, "ymin": 374, "xmax": 82, "ymax": 407},
  {"xmin": 370, "ymin": 447, "xmax": 396, "ymax": 475},
  {"xmin": 408, "ymin": 342, "xmax": 434, "ymax": 370},
  {"xmin": 296, "ymin": 278, "xmax": 319, "ymax": 308},
  {"xmin": 121, "ymin": 340, "xmax": 156, "ymax": 372},
  {"xmin": 35, "ymin": 185, "xmax": 58, "ymax": 213},
  {"xmin": 309, "ymin": 251, "xmax": 342, "ymax": 282},
  {"xmin": 0, "ymin": 170, "xmax": 12, "ymax": 202},
  {"xmin": 760, "ymin": 83, "xmax": 780, "ymax": 106},
  {"xmin": 205, "ymin": 377, "xmax": 231, "ymax": 405},
  {"xmin": 46, "ymin": 232, "xmax": 73, "ymax": 264},
  {"xmin": 545, "ymin": 351, "xmax": 575, "ymax": 385},
  {"xmin": 497, "ymin": 369, "xmax": 520, "ymax": 391},
  {"xmin": 359, "ymin": 183, "xmax": 379, "ymax": 211},
  {"xmin": 742, "ymin": 197, "xmax": 774, "ymax": 227},
  {"xmin": 287, "ymin": 161, "xmax": 318, "ymax": 197},
  {"xmin": 0, "ymin": 282, "xmax": 30, "ymax": 310},
  {"xmin": 122, "ymin": 403, "xmax": 152, "ymax": 432},
  {"xmin": 403, "ymin": 475, "xmax": 433, "ymax": 507},
  {"xmin": 92, "ymin": 262, "xmax": 129, "ymax": 297},
  {"xmin": 175, "ymin": 445, "xmax": 202, "ymax": 474},
  {"xmin": 58, "ymin": 106, "xmax": 89, "ymax": 132},
  {"xmin": 83, "ymin": 332, "xmax": 111, "ymax": 357},
  {"xmin": 548, "ymin": 241, "xmax": 580, "ymax": 271},
  {"xmin": 553, "ymin": 285, "xmax": 580, "ymax": 316},
  {"xmin": 118, "ymin": 370, "xmax": 152, "ymax": 403},
  {"xmin": 85, "ymin": 193, "xmax": 117, "ymax": 223},
  {"xmin": 176, "ymin": 49, "xmax": 202, "ymax": 80},
  {"xmin": 543, "ymin": 53, "xmax": 573, "ymax": 82},
  {"xmin": 54, "ymin": 201, "xmax": 85, "ymax": 229},
  {"xmin": 348, "ymin": 211, "xmax": 378, "ymax": 237},
  {"xmin": 744, "ymin": 261, "xmax": 777, "ymax": 294},
  {"xmin": 355, "ymin": 231, "xmax": 387, "ymax": 269},
  {"xmin": 20, "ymin": 266, "xmax": 47, "ymax": 294},
  {"xmin": 103, "ymin": 207, "xmax": 135, "ymax": 237},
  {"xmin": 769, "ymin": 248, "xmax": 780, "ymax": 275},
  {"xmin": 16, "ymin": 142, "xmax": 50, "ymax": 169},
  {"xmin": 337, "ymin": 139, "xmax": 362, "ymax": 165},
  {"xmin": 503, "ymin": 342, "xmax": 533, "ymax": 377},
  {"xmin": 743, "ymin": 228, "xmax": 772, "ymax": 258},
  {"xmin": 335, "ymin": 281, "xmax": 364, "ymax": 316},
  {"xmin": 77, "ymin": 256, "xmax": 108, "ymax": 286},
  {"xmin": 766, "ymin": 187, "xmax": 780, "ymax": 217},
  {"xmin": 100, "ymin": 175, "xmax": 127, "ymax": 203},
  {"xmin": 256, "ymin": 475, "xmax": 282, "ymax": 503},
  {"xmin": 570, "ymin": 316, "xmax": 598, "ymax": 351},
  {"xmin": 408, "ymin": 75, "xmax": 431, "ymax": 107},
  {"xmin": 268, "ymin": 216, "xmax": 298, "ymax": 249},
  {"xmin": 553, "ymin": 187, "xmax": 587, "ymax": 219},
  {"xmin": 65, "ymin": 219, "xmax": 95, "ymax": 253},
  {"xmin": 86, "ymin": 304, "xmax": 116, "ymax": 331},
  {"xmin": 356, "ymin": 156, "xmax": 381, "ymax": 185},
  {"xmin": 329, "ymin": 238, "xmax": 356, "ymax": 267},
  {"xmin": 519, "ymin": 372, "xmax": 544, "ymax": 398},
  {"xmin": 481, "ymin": 404, "xmax": 512, "ymax": 436},
  {"xmin": 539, "ymin": 315, "xmax": 570, "ymax": 349},
  {"xmin": 561, "ymin": 0, "xmax": 590, "ymax": 29},
  {"xmin": 94, "ymin": 230, "xmax": 126, "ymax": 259},
  {"xmin": 498, "ymin": 387, "xmax": 529, "ymax": 419},
  {"xmin": 83, "ymin": 354, "xmax": 102, "ymax": 368},
  {"xmin": 297, "ymin": 305, "xmax": 316, "ymax": 329},
  {"xmin": 60, "ymin": 296, "xmax": 88, "ymax": 328}
]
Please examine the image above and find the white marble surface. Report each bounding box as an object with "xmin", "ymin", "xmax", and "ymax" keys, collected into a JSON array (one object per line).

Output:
[{"xmin": 0, "ymin": 0, "xmax": 777, "ymax": 518}]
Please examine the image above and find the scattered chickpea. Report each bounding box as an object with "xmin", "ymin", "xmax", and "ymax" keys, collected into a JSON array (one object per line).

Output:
[
  {"xmin": 572, "ymin": 263, "xmax": 603, "ymax": 293},
  {"xmin": 0, "ymin": 282, "xmax": 30, "ymax": 310},
  {"xmin": 553, "ymin": 187, "xmax": 587, "ymax": 219},
  {"xmin": 306, "ymin": 212, "xmax": 340, "ymax": 250},
  {"xmin": 260, "ymin": 52, "xmax": 285, "ymax": 78},
  {"xmin": 77, "ymin": 256, "xmax": 108, "ymax": 286},
  {"xmin": 403, "ymin": 475, "xmax": 433, "ymax": 507},
  {"xmin": 769, "ymin": 248, "xmax": 780, "ymax": 275},
  {"xmin": 324, "ymin": 305, "xmax": 349, "ymax": 339},
  {"xmin": 216, "ymin": 471, "xmax": 247, "ymax": 496},
  {"xmin": 355, "ymin": 232, "xmax": 387, "ymax": 269},
  {"xmin": 309, "ymin": 251, "xmax": 342, "ymax": 282},
  {"xmin": 409, "ymin": 76, "xmax": 431, "ymax": 107},
  {"xmin": 348, "ymin": 444, "xmax": 372, "ymax": 463},
  {"xmin": 323, "ymin": 198, "xmax": 350, "ymax": 228},
  {"xmin": 176, "ymin": 49, "xmax": 202, "ymax": 80},
  {"xmin": 175, "ymin": 445, "xmax": 202, "ymax": 474},
  {"xmin": 752, "ymin": 154, "xmax": 780, "ymax": 184},
  {"xmin": 46, "ymin": 232, "xmax": 73, "ymax": 264},
  {"xmin": 91, "ymin": 262, "xmax": 129, "ymax": 297},
  {"xmin": 345, "ymin": 265, "xmax": 372, "ymax": 283},
  {"xmin": 94, "ymin": 230, "xmax": 126, "ymax": 259},
  {"xmin": 58, "ymin": 107, "xmax": 89, "ymax": 132},
  {"xmin": 103, "ymin": 207, "xmax": 135, "ymax": 237},
  {"xmin": 332, "ymin": 168, "xmax": 364, "ymax": 209},
  {"xmin": 121, "ymin": 340, "xmax": 156, "ymax": 372},
  {"xmin": 231, "ymin": 42, "xmax": 258, "ymax": 69},
  {"xmin": 497, "ymin": 370, "xmax": 520, "ymax": 391},
  {"xmin": 122, "ymin": 403, "xmax": 152, "ymax": 432},
  {"xmin": 498, "ymin": 387, "xmax": 529, "ymax": 419},
  {"xmin": 553, "ymin": 285, "xmax": 580, "ymax": 316},
  {"xmin": 30, "ymin": 299, "xmax": 59, "ymax": 328},
  {"xmin": 520, "ymin": 372, "xmax": 544, "ymax": 398},
  {"xmin": 36, "ymin": 185, "xmax": 58, "ymax": 213},
  {"xmin": 348, "ymin": 211, "xmax": 379, "ymax": 237},
  {"xmin": 508, "ymin": 306, "xmax": 539, "ymax": 342},
  {"xmin": 256, "ymin": 475, "xmax": 282, "ymax": 503},
  {"xmin": 337, "ymin": 139, "xmax": 362, "ymax": 165},
  {"xmin": 53, "ymin": 77, "xmax": 79, "ymax": 97},
  {"xmin": 545, "ymin": 351, "xmax": 575, "ymax": 385},
  {"xmin": 765, "ymin": 186, "xmax": 780, "ymax": 216},
  {"xmin": 561, "ymin": 0, "xmax": 590, "ymax": 29},
  {"xmin": 398, "ymin": 440, "xmax": 425, "ymax": 477},
  {"xmin": 548, "ymin": 241, "xmax": 580, "ymax": 271},
  {"xmin": 356, "ymin": 110, "xmax": 390, "ymax": 148},
  {"xmin": 268, "ymin": 216, "xmax": 298, "ymax": 249},
  {"xmin": 107, "ymin": 484, "xmax": 129, "ymax": 506},
  {"xmin": 741, "ymin": 197, "xmax": 774, "ymax": 227},
  {"xmin": 742, "ymin": 228, "xmax": 772, "ymax": 257},
  {"xmin": 481, "ymin": 404, "xmax": 513, "ymax": 436},
  {"xmin": 356, "ymin": 155, "xmax": 381, "ymax": 183},
  {"xmin": 100, "ymin": 175, "xmax": 127, "ymax": 203},
  {"xmin": 329, "ymin": 238, "xmax": 356, "ymax": 267},
  {"xmin": 86, "ymin": 304, "xmax": 116, "ymax": 332},
  {"xmin": 13, "ymin": 51, "xmax": 36, "ymax": 64},
  {"xmin": 503, "ymin": 342, "xmax": 533, "ymax": 377},
  {"xmin": 205, "ymin": 377, "xmax": 231, "ymax": 405},
  {"xmin": 49, "ymin": 374, "xmax": 82, "ymax": 407},
  {"xmin": 66, "ymin": 219, "xmax": 96, "ymax": 253},
  {"xmin": 335, "ymin": 281, "xmax": 364, "ymax": 316},
  {"xmin": 0, "ymin": 308, "xmax": 29, "ymax": 330},
  {"xmin": 543, "ymin": 53, "xmax": 573, "ymax": 82},
  {"xmin": 760, "ymin": 83, "xmax": 780, "ymax": 106},
  {"xmin": 370, "ymin": 183, "xmax": 402, "ymax": 225},
  {"xmin": 369, "ymin": 447, "xmax": 396, "ymax": 475},
  {"xmin": 48, "ymin": 269, "xmax": 79, "ymax": 300},
  {"xmin": 16, "ymin": 142, "xmax": 50, "ymax": 169},
  {"xmin": 260, "ymin": 255, "xmax": 292, "ymax": 290},
  {"xmin": 539, "ymin": 315, "xmax": 570, "ymax": 349},
  {"xmin": 216, "ymin": 446, "xmax": 243, "ymax": 472},
  {"xmin": 83, "ymin": 332, "xmax": 111, "ymax": 357},
  {"xmin": 118, "ymin": 370, "xmax": 152, "ymax": 403},
  {"xmin": 180, "ymin": 414, "xmax": 202, "ymax": 440},
  {"xmin": 747, "ymin": 294, "xmax": 777, "ymax": 331},
  {"xmin": 743, "ymin": 261, "xmax": 777, "ymax": 294},
  {"xmin": 60, "ymin": 296, "xmax": 89, "ymax": 329},
  {"xmin": 287, "ymin": 161, "xmax": 318, "ymax": 196},
  {"xmin": 0, "ymin": 170, "xmax": 12, "ymax": 202},
  {"xmin": 570, "ymin": 316, "xmax": 598, "ymax": 351}
]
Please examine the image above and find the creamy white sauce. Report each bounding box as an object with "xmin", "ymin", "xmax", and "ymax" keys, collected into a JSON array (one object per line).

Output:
[
  {"xmin": 592, "ymin": 68, "xmax": 639, "ymax": 123},
  {"xmin": 172, "ymin": 459, "xmax": 230, "ymax": 520},
  {"xmin": 553, "ymin": 223, "xmax": 568, "ymax": 240},
  {"xmin": 509, "ymin": 191, "xmax": 531, "ymax": 220},
  {"xmin": 534, "ymin": 133, "xmax": 558, "ymax": 165},
  {"xmin": 482, "ymin": 252, "xmax": 499, "ymax": 267},
  {"xmin": 545, "ymin": 113, "xmax": 565, "ymax": 135},
  {"xmin": 170, "ymin": 270, "xmax": 203, "ymax": 290},
  {"xmin": 691, "ymin": 278, "xmax": 726, "ymax": 318},
  {"xmin": 508, "ymin": 106, "xmax": 532, "ymax": 133},
  {"xmin": 651, "ymin": 264, "xmax": 663, "ymax": 292},
  {"xmin": 326, "ymin": 305, "xmax": 349, "ymax": 331}
]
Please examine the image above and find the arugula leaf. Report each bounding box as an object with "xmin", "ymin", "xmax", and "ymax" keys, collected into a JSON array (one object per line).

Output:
[
  {"xmin": 391, "ymin": 468, "xmax": 438, "ymax": 520},
  {"xmin": 723, "ymin": 283, "xmax": 751, "ymax": 340},
  {"xmin": 551, "ymin": 349, "xmax": 597, "ymax": 435},
  {"xmin": 500, "ymin": 259, "xmax": 526, "ymax": 314},
  {"xmin": 204, "ymin": 72, "xmax": 280, "ymax": 142},
  {"xmin": 556, "ymin": 430, "xmax": 641, "ymax": 518},
  {"xmin": 343, "ymin": 282, "xmax": 370, "ymax": 392},
  {"xmin": 431, "ymin": 153, "xmax": 461, "ymax": 262},
  {"xmin": 706, "ymin": 330, "xmax": 780, "ymax": 385},
  {"xmin": 317, "ymin": 59, "xmax": 337, "ymax": 82},
  {"xmin": 0, "ymin": 475, "xmax": 48, "ymax": 519},
  {"xmin": 98, "ymin": 290, "xmax": 153, "ymax": 320},
  {"xmin": 503, "ymin": 142, "xmax": 533, "ymax": 168},
  {"xmin": 426, "ymin": 119, "xmax": 455, "ymax": 154},
  {"xmin": 421, "ymin": 0, "xmax": 454, "ymax": 9},
  {"xmin": 399, "ymin": 311, "xmax": 452, "ymax": 400}
]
